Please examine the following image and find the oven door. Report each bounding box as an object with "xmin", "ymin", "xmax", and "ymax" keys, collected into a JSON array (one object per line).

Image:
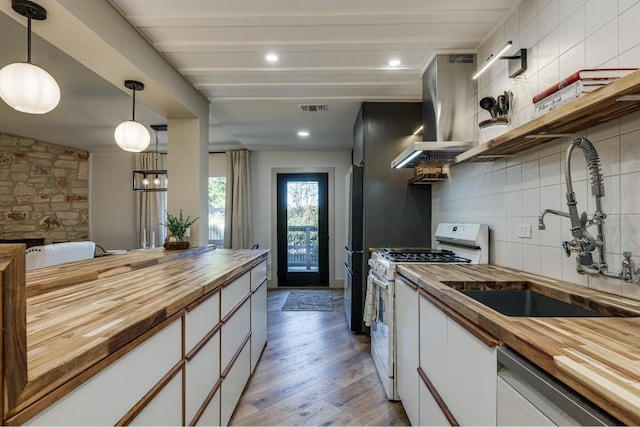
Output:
[{"xmin": 368, "ymin": 272, "xmax": 396, "ymax": 400}]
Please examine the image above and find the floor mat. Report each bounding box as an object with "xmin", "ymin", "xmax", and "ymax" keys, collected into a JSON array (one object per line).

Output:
[{"xmin": 281, "ymin": 290, "xmax": 334, "ymax": 311}]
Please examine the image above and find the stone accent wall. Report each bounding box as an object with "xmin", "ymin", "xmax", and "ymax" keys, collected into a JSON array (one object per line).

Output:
[{"xmin": 0, "ymin": 133, "xmax": 89, "ymax": 243}]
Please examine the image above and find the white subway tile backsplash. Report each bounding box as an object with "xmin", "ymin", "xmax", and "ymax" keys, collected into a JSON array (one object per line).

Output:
[
  {"xmin": 523, "ymin": 244, "xmax": 542, "ymax": 274},
  {"xmin": 620, "ymin": 215, "xmax": 640, "ymax": 254},
  {"xmin": 434, "ymin": 0, "xmax": 640, "ymax": 300},
  {"xmin": 507, "ymin": 242, "xmax": 524, "ymax": 269},
  {"xmin": 540, "ymin": 246, "xmax": 563, "ymax": 280},
  {"xmin": 539, "ymin": 153, "xmax": 562, "ymax": 187},
  {"xmin": 522, "ymin": 159, "xmax": 540, "ymax": 189},
  {"xmin": 506, "ymin": 165, "xmax": 523, "ymax": 192},
  {"xmin": 539, "ymin": 214, "xmax": 563, "ymax": 247},
  {"xmin": 540, "ymin": 183, "xmax": 563, "ymax": 212},
  {"xmin": 493, "ymin": 169, "xmax": 507, "ymax": 194},
  {"xmin": 621, "ymin": 173, "xmax": 640, "ymax": 214},
  {"xmin": 619, "ymin": 0, "xmax": 640, "ymax": 13},
  {"xmin": 560, "ymin": 0, "xmax": 586, "ymax": 22},
  {"xmin": 619, "ymin": 1, "xmax": 640, "ymax": 52},
  {"xmin": 520, "ymin": 0, "xmax": 539, "ymax": 27},
  {"xmin": 507, "ymin": 191, "xmax": 524, "ymax": 218},
  {"xmin": 586, "ymin": 0, "xmax": 618, "ymax": 33},
  {"xmin": 559, "ymin": 41, "xmax": 586, "ymax": 78},
  {"xmin": 620, "ymin": 129, "xmax": 640, "ymax": 174},
  {"xmin": 522, "ymin": 188, "xmax": 541, "ymax": 215},
  {"xmin": 538, "ymin": 0, "xmax": 559, "ymax": 38},
  {"xmin": 585, "ymin": 19, "xmax": 619, "ymax": 67},
  {"xmin": 558, "ymin": 5, "xmax": 585, "ymax": 55}
]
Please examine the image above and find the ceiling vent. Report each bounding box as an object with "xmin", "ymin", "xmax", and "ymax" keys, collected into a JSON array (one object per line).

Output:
[{"xmin": 298, "ymin": 104, "xmax": 328, "ymax": 112}]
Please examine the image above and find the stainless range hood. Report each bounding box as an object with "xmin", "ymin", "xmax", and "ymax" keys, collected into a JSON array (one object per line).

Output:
[{"xmin": 392, "ymin": 54, "xmax": 477, "ymax": 170}]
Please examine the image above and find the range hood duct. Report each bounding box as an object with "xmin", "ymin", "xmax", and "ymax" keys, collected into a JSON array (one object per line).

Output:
[{"xmin": 392, "ymin": 54, "xmax": 477, "ymax": 169}]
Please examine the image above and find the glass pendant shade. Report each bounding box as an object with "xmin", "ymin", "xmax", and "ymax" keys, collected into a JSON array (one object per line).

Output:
[
  {"xmin": 0, "ymin": 62, "xmax": 60, "ymax": 114},
  {"xmin": 114, "ymin": 120, "xmax": 150, "ymax": 152},
  {"xmin": 0, "ymin": 0, "xmax": 60, "ymax": 115}
]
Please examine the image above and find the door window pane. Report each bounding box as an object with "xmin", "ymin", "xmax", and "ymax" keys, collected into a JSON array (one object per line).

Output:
[
  {"xmin": 286, "ymin": 181, "xmax": 319, "ymax": 272},
  {"xmin": 208, "ymin": 177, "xmax": 225, "ymax": 246}
]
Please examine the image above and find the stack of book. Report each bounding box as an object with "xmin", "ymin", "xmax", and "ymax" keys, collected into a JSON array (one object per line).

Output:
[{"xmin": 532, "ymin": 68, "xmax": 637, "ymax": 117}]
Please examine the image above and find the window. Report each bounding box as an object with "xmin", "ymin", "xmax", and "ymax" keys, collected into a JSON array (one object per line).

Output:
[{"xmin": 208, "ymin": 176, "xmax": 226, "ymax": 246}]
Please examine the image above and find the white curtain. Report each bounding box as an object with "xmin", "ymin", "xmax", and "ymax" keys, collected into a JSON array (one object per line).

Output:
[
  {"xmin": 136, "ymin": 153, "xmax": 167, "ymax": 248},
  {"xmin": 224, "ymin": 150, "xmax": 252, "ymax": 249}
]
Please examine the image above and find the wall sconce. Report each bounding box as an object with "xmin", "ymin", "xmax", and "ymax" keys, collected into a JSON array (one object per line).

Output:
[
  {"xmin": 114, "ymin": 80, "xmax": 151, "ymax": 152},
  {"xmin": 472, "ymin": 41, "xmax": 527, "ymax": 80},
  {"xmin": 133, "ymin": 124, "xmax": 168, "ymax": 192},
  {"xmin": 0, "ymin": 0, "xmax": 61, "ymax": 114}
]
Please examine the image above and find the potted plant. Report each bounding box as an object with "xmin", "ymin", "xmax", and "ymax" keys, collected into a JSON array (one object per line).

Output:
[{"xmin": 162, "ymin": 209, "xmax": 199, "ymax": 249}]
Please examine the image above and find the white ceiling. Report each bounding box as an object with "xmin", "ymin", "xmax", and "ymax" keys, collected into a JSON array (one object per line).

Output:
[{"xmin": 0, "ymin": 0, "xmax": 519, "ymax": 153}]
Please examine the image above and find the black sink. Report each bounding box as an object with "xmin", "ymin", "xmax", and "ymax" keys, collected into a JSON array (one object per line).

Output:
[{"xmin": 458, "ymin": 289, "xmax": 603, "ymax": 317}]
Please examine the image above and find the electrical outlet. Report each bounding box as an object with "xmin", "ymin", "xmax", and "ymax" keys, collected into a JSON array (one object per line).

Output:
[
  {"xmin": 517, "ymin": 223, "xmax": 531, "ymax": 238},
  {"xmin": 184, "ymin": 228, "xmax": 191, "ymax": 238}
]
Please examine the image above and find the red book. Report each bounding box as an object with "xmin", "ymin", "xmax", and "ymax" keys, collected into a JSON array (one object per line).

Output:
[{"xmin": 532, "ymin": 68, "xmax": 638, "ymax": 103}]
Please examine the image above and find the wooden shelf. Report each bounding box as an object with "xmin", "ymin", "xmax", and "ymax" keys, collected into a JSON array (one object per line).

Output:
[{"xmin": 456, "ymin": 70, "xmax": 640, "ymax": 163}]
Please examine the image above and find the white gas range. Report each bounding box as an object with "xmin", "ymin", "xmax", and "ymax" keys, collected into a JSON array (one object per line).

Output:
[{"xmin": 365, "ymin": 223, "xmax": 489, "ymax": 400}]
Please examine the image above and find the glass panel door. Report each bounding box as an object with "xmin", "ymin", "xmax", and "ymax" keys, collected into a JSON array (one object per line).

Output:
[{"xmin": 277, "ymin": 173, "xmax": 328, "ymax": 286}]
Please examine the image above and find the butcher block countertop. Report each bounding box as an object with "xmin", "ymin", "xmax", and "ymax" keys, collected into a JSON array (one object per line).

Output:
[
  {"xmin": 397, "ymin": 263, "xmax": 640, "ymax": 426},
  {"xmin": 5, "ymin": 246, "xmax": 268, "ymax": 422}
]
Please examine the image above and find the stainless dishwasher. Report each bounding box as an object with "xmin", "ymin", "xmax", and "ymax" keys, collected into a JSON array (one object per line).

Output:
[{"xmin": 497, "ymin": 348, "xmax": 622, "ymax": 426}]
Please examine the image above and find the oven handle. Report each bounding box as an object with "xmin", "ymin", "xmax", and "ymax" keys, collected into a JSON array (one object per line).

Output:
[{"xmin": 369, "ymin": 273, "xmax": 390, "ymax": 289}]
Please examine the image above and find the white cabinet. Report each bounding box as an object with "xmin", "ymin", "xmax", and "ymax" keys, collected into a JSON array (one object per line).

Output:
[
  {"xmin": 185, "ymin": 331, "xmax": 221, "ymax": 424},
  {"xmin": 221, "ymin": 340, "xmax": 251, "ymax": 426},
  {"xmin": 251, "ymin": 279, "xmax": 267, "ymax": 372},
  {"xmin": 196, "ymin": 388, "xmax": 221, "ymax": 426},
  {"xmin": 26, "ymin": 318, "xmax": 182, "ymax": 426},
  {"xmin": 221, "ymin": 299, "xmax": 251, "ymax": 372},
  {"xmin": 418, "ymin": 290, "xmax": 497, "ymax": 426},
  {"xmin": 185, "ymin": 291, "xmax": 220, "ymax": 352},
  {"xmin": 221, "ymin": 273, "xmax": 251, "ymax": 319},
  {"xmin": 395, "ymin": 275, "xmax": 419, "ymax": 426},
  {"xmin": 419, "ymin": 293, "xmax": 448, "ymax": 392},
  {"xmin": 446, "ymin": 315, "xmax": 497, "ymax": 426},
  {"xmin": 497, "ymin": 376, "xmax": 554, "ymax": 426},
  {"xmin": 130, "ymin": 370, "xmax": 183, "ymax": 426},
  {"xmin": 419, "ymin": 373, "xmax": 451, "ymax": 427}
]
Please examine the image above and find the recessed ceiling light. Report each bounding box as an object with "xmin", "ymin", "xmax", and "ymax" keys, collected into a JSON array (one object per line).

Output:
[
  {"xmin": 266, "ymin": 53, "xmax": 279, "ymax": 62},
  {"xmin": 388, "ymin": 59, "xmax": 401, "ymax": 67},
  {"xmin": 297, "ymin": 130, "xmax": 310, "ymax": 137}
]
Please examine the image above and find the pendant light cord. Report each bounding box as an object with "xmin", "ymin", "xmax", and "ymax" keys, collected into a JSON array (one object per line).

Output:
[
  {"xmin": 26, "ymin": 12, "xmax": 32, "ymax": 63},
  {"xmin": 132, "ymin": 88, "xmax": 136, "ymax": 121}
]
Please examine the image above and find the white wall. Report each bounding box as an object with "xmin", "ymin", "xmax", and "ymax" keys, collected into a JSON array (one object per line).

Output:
[
  {"xmin": 250, "ymin": 150, "xmax": 351, "ymax": 288},
  {"xmin": 89, "ymin": 152, "xmax": 137, "ymax": 250},
  {"xmin": 433, "ymin": 0, "xmax": 640, "ymax": 299}
]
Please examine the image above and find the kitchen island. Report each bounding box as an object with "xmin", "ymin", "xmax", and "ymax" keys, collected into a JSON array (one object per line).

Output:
[
  {"xmin": 396, "ymin": 263, "xmax": 640, "ymax": 426},
  {"xmin": 0, "ymin": 244, "xmax": 269, "ymax": 425}
]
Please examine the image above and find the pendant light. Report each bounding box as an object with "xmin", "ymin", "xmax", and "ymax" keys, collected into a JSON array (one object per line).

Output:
[
  {"xmin": 0, "ymin": 0, "xmax": 61, "ymax": 114},
  {"xmin": 114, "ymin": 80, "xmax": 151, "ymax": 152},
  {"xmin": 132, "ymin": 124, "xmax": 168, "ymax": 192}
]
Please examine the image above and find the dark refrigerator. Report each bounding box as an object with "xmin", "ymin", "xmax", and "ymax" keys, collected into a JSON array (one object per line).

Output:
[{"xmin": 345, "ymin": 102, "xmax": 431, "ymax": 333}]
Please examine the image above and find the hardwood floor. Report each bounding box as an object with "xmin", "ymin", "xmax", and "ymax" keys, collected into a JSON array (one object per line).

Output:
[{"xmin": 230, "ymin": 288, "xmax": 409, "ymax": 426}]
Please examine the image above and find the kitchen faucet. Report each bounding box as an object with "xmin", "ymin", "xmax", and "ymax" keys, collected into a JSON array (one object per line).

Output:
[{"xmin": 539, "ymin": 136, "xmax": 639, "ymax": 283}]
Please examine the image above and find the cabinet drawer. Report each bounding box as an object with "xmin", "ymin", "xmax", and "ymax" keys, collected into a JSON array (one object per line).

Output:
[
  {"xmin": 129, "ymin": 368, "xmax": 183, "ymax": 426},
  {"xmin": 221, "ymin": 299, "xmax": 251, "ymax": 371},
  {"xmin": 251, "ymin": 260, "xmax": 267, "ymax": 292},
  {"xmin": 185, "ymin": 291, "xmax": 220, "ymax": 352},
  {"xmin": 196, "ymin": 387, "xmax": 221, "ymax": 426},
  {"xmin": 26, "ymin": 318, "xmax": 181, "ymax": 426},
  {"xmin": 419, "ymin": 375, "xmax": 451, "ymax": 426},
  {"xmin": 419, "ymin": 293, "xmax": 448, "ymax": 391},
  {"xmin": 251, "ymin": 280, "xmax": 267, "ymax": 372},
  {"xmin": 221, "ymin": 341, "xmax": 251, "ymax": 426},
  {"xmin": 185, "ymin": 331, "xmax": 221, "ymax": 424},
  {"xmin": 221, "ymin": 273, "xmax": 250, "ymax": 319}
]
